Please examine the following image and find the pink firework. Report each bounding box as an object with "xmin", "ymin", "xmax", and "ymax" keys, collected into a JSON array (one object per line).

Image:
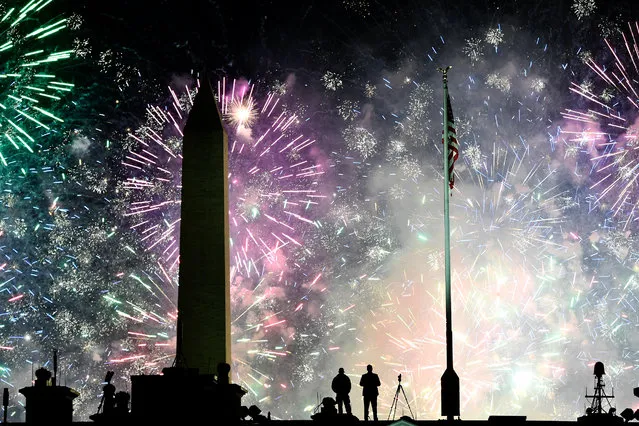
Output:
[
  {"xmin": 123, "ymin": 77, "xmax": 326, "ymax": 279},
  {"xmin": 561, "ymin": 22, "xmax": 639, "ymax": 221},
  {"xmin": 219, "ymin": 78, "xmax": 327, "ymax": 286},
  {"xmin": 120, "ymin": 76, "xmax": 329, "ymax": 413}
]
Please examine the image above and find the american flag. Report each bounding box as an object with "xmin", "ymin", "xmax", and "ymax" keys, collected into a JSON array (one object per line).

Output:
[{"xmin": 442, "ymin": 92, "xmax": 459, "ymax": 190}]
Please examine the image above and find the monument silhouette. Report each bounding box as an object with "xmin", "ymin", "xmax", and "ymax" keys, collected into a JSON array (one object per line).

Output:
[{"xmin": 129, "ymin": 76, "xmax": 243, "ymax": 423}]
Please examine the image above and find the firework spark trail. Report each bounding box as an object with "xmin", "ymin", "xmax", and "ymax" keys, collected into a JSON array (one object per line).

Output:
[
  {"xmin": 304, "ymin": 24, "xmax": 639, "ymax": 421},
  {"xmin": 0, "ymin": 0, "xmax": 92, "ymax": 419},
  {"xmin": 223, "ymin": 78, "xmax": 332, "ymax": 411},
  {"xmin": 0, "ymin": 0, "xmax": 77, "ymax": 168},
  {"xmin": 123, "ymin": 78, "xmax": 327, "ymax": 274},
  {"xmin": 561, "ymin": 22, "xmax": 639, "ymax": 227},
  {"xmin": 338, "ymin": 143, "xmax": 581, "ymax": 419},
  {"xmin": 122, "ymin": 85, "xmax": 188, "ymax": 269},
  {"xmin": 5, "ymin": 7, "xmax": 638, "ymax": 423},
  {"xmin": 121, "ymin": 76, "xmax": 329, "ymax": 414}
]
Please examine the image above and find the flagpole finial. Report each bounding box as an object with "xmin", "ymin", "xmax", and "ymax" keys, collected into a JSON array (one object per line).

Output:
[{"xmin": 437, "ymin": 66, "xmax": 452, "ymax": 81}]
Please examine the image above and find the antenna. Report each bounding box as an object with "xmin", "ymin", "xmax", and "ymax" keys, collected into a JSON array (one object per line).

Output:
[
  {"xmin": 584, "ymin": 362, "xmax": 615, "ymax": 415},
  {"xmin": 53, "ymin": 349, "xmax": 58, "ymax": 387}
]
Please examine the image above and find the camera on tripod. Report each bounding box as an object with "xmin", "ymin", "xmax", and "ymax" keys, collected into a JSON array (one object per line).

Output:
[{"xmin": 388, "ymin": 373, "xmax": 414, "ymax": 421}]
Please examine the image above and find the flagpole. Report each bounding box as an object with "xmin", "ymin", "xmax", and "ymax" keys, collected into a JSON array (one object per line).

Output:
[{"xmin": 438, "ymin": 65, "xmax": 459, "ymax": 421}]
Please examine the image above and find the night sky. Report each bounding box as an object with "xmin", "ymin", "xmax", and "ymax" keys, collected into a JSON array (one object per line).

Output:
[{"xmin": 3, "ymin": 0, "xmax": 639, "ymax": 422}]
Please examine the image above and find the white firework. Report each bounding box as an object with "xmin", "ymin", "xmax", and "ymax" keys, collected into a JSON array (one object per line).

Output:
[
  {"xmin": 398, "ymin": 158, "xmax": 423, "ymax": 180},
  {"xmin": 342, "ymin": 0, "xmax": 371, "ymax": 17},
  {"xmin": 462, "ymin": 38, "xmax": 484, "ymax": 65},
  {"xmin": 579, "ymin": 80, "xmax": 594, "ymax": 93},
  {"xmin": 530, "ymin": 78, "xmax": 546, "ymax": 93},
  {"xmin": 365, "ymin": 82, "xmax": 376, "ymax": 98},
  {"xmin": 322, "ymin": 71, "xmax": 344, "ymax": 91},
  {"xmin": 407, "ymin": 84, "xmax": 433, "ymax": 117},
  {"xmin": 571, "ymin": 0, "xmax": 596, "ymax": 21},
  {"xmin": 486, "ymin": 72, "xmax": 511, "ymax": 93},
  {"xmin": 598, "ymin": 16, "xmax": 622, "ymax": 39},
  {"xmin": 270, "ymin": 80, "xmax": 288, "ymax": 95},
  {"xmin": 387, "ymin": 140, "xmax": 407, "ymax": 158},
  {"xmin": 564, "ymin": 143, "xmax": 580, "ymax": 159},
  {"xmin": 578, "ymin": 50, "xmax": 593, "ymax": 63},
  {"xmin": 367, "ymin": 246, "xmax": 390, "ymax": 263},
  {"xmin": 343, "ymin": 126, "xmax": 377, "ymax": 159},
  {"xmin": 389, "ymin": 184, "xmax": 408, "ymax": 200},
  {"xmin": 465, "ymin": 144, "xmax": 484, "ymax": 170},
  {"xmin": 485, "ymin": 27, "xmax": 504, "ymax": 47},
  {"xmin": 337, "ymin": 99, "xmax": 359, "ymax": 121},
  {"xmin": 600, "ymin": 87, "xmax": 615, "ymax": 103}
]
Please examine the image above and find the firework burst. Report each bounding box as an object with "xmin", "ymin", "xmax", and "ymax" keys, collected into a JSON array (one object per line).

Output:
[
  {"xmin": 307, "ymin": 24, "xmax": 621, "ymax": 421},
  {"xmin": 561, "ymin": 22, "xmax": 639, "ymax": 225},
  {"xmin": 0, "ymin": 0, "xmax": 78, "ymax": 168},
  {"xmin": 0, "ymin": 0, "xmax": 90, "ymax": 419},
  {"xmin": 121, "ymin": 76, "xmax": 330, "ymax": 416}
]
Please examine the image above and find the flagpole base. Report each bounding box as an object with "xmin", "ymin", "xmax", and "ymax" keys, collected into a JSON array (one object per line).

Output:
[{"xmin": 441, "ymin": 367, "xmax": 460, "ymax": 419}]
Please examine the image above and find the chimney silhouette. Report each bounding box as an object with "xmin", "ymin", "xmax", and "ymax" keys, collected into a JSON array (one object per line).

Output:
[{"xmin": 176, "ymin": 75, "xmax": 231, "ymax": 372}]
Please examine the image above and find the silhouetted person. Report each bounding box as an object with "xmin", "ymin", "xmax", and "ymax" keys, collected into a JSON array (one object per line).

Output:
[
  {"xmin": 332, "ymin": 367, "xmax": 352, "ymax": 415},
  {"xmin": 359, "ymin": 364, "xmax": 380, "ymax": 422},
  {"xmin": 248, "ymin": 405, "xmax": 269, "ymax": 423},
  {"xmin": 114, "ymin": 391, "xmax": 130, "ymax": 415},
  {"xmin": 218, "ymin": 362, "xmax": 233, "ymax": 384},
  {"xmin": 214, "ymin": 362, "xmax": 247, "ymax": 423},
  {"xmin": 34, "ymin": 367, "xmax": 52, "ymax": 387}
]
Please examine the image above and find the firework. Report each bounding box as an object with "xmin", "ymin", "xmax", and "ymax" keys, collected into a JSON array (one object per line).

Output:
[
  {"xmin": 121, "ymin": 76, "xmax": 329, "ymax": 416},
  {"xmin": 343, "ymin": 125, "xmax": 377, "ymax": 159},
  {"xmin": 6, "ymin": 2, "xmax": 639, "ymax": 422},
  {"xmin": 322, "ymin": 71, "xmax": 344, "ymax": 91},
  {"xmin": 0, "ymin": 0, "xmax": 91, "ymax": 420},
  {"xmin": 303, "ymin": 24, "xmax": 635, "ymax": 421},
  {"xmin": 0, "ymin": 0, "xmax": 77, "ymax": 168},
  {"xmin": 121, "ymin": 83, "xmax": 191, "ymax": 270},
  {"xmin": 561, "ymin": 23, "xmax": 639, "ymax": 226},
  {"xmin": 485, "ymin": 26, "xmax": 504, "ymax": 48},
  {"xmin": 571, "ymin": 0, "xmax": 597, "ymax": 21},
  {"xmin": 462, "ymin": 38, "xmax": 485, "ymax": 65}
]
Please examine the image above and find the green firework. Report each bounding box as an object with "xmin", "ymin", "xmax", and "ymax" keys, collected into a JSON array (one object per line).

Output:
[{"xmin": 0, "ymin": 0, "xmax": 75, "ymax": 168}]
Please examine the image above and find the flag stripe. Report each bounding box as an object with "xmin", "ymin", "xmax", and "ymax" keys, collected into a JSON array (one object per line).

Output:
[{"xmin": 441, "ymin": 92, "xmax": 459, "ymax": 190}]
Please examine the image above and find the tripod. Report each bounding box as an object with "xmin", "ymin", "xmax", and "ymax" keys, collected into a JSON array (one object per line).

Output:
[{"xmin": 388, "ymin": 374, "xmax": 415, "ymax": 421}]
